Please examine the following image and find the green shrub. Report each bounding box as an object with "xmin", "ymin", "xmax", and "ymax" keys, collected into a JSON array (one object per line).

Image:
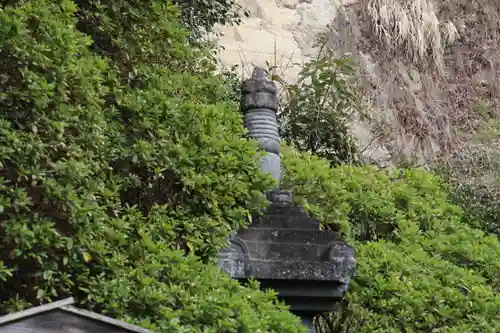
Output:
[
  {"xmin": 85, "ymin": 250, "xmax": 304, "ymax": 333},
  {"xmin": 281, "ymin": 145, "xmax": 500, "ymax": 332},
  {"xmin": 275, "ymin": 29, "xmax": 362, "ymax": 165},
  {"xmin": 449, "ymin": 183, "xmax": 500, "ymax": 236},
  {"xmin": 437, "ymin": 155, "xmax": 500, "ymax": 237},
  {"xmin": 0, "ymin": 1, "xmax": 306, "ymax": 332},
  {"xmin": 277, "ymin": 55, "xmax": 360, "ymax": 165}
]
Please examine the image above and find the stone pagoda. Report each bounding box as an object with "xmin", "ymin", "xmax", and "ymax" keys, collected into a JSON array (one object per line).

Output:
[{"xmin": 217, "ymin": 68, "xmax": 356, "ymax": 332}]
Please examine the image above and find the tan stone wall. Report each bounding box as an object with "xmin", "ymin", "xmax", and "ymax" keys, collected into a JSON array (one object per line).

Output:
[{"xmin": 214, "ymin": 0, "xmax": 341, "ymax": 83}]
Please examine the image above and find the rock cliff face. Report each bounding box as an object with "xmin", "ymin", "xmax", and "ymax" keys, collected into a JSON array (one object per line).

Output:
[{"xmin": 215, "ymin": 0, "xmax": 342, "ymax": 82}]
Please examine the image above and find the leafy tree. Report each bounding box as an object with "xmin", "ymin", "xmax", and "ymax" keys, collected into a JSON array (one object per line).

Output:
[
  {"xmin": 274, "ymin": 31, "xmax": 362, "ymax": 165},
  {"xmin": 281, "ymin": 145, "xmax": 500, "ymax": 333},
  {"xmin": 172, "ymin": 0, "xmax": 249, "ymax": 39},
  {"xmin": 0, "ymin": 0, "xmax": 306, "ymax": 332}
]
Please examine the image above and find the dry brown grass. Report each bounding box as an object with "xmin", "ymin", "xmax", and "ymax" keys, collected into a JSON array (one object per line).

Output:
[
  {"xmin": 364, "ymin": 0, "xmax": 457, "ymax": 72},
  {"xmin": 330, "ymin": 0, "xmax": 500, "ymax": 171}
]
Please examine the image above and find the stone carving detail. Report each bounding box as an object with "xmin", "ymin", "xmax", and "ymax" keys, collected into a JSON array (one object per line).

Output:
[
  {"xmin": 267, "ymin": 189, "xmax": 293, "ymax": 204},
  {"xmin": 241, "ymin": 67, "xmax": 281, "ymax": 184},
  {"xmin": 216, "ymin": 236, "xmax": 252, "ymax": 278}
]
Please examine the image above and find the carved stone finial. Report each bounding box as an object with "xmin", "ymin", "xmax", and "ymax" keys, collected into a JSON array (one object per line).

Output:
[
  {"xmin": 241, "ymin": 67, "xmax": 278, "ymax": 111},
  {"xmin": 218, "ymin": 67, "xmax": 356, "ymax": 333},
  {"xmin": 241, "ymin": 67, "xmax": 281, "ymax": 184},
  {"xmin": 251, "ymin": 67, "xmax": 266, "ymax": 80}
]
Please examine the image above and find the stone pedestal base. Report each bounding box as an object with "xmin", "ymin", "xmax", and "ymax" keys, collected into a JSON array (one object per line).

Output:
[{"xmin": 217, "ymin": 192, "xmax": 356, "ymax": 332}]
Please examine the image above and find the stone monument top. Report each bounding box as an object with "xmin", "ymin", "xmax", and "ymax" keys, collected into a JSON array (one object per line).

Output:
[
  {"xmin": 217, "ymin": 67, "xmax": 356, "ymax": 332},
  {"xmin": 241, "ymin": 67, "xmax": 281, "ymax": 184}
]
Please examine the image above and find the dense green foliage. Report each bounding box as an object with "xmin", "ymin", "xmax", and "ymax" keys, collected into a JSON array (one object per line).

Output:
[
  {"xmin": 440, "ymin": 169, "xmax": 500, "ymax": 237},
  {"xmin": 1, "ymin": 0, "xmax": 499, "ymax": 332},
  {"xmin": 0, "ymin": 0, "xmax": 306, "ymax": 332},
  {"xmin": 281, "ymin": 145, "xmax": 500, "ymax": 333},
  {"xmin": 432, "ymin": 147, "xmax": 500, "ymax": 237},
  {"xmin": 450, "ymin": 184, "xmax": 500, "ymax": 236},
  {"xmin": 278, "ymin": 56, "xmax": 360, "ymax": 165}
]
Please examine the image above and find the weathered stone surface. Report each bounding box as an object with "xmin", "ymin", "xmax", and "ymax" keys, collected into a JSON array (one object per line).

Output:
[
  {"xmin": 217, "ymin": 200, "xmax": 356, "ymax": 282},
  {"xmin": 237, "ymin": 227, "xmax": 338, "ymax": 244},
  {"xmin": 217, "ymin": 198, "xmax": 356, "ymax": 333},
  {"xmin": 242, "ymin": 68, "xmax": 282, "ymax": 183},
  {"xmin": 213, "ymin": 0, "xmax": 338, "ymax": 83},
  {"xmin": 250, "ymin": 213, "xmax": 320, "ymax": 229}
]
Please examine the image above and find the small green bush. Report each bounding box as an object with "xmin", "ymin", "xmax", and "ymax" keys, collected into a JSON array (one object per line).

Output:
[
  {"xmin": 0, "ymin": 1, "xmax": 305, "ymax": 332},
  {"xmin": 277, "ymin": 52, "xmax": 361, "ymax": 165},
  {"xmin": 281, "ymin": 145, "xmax": 500, "ymax": 332}
]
